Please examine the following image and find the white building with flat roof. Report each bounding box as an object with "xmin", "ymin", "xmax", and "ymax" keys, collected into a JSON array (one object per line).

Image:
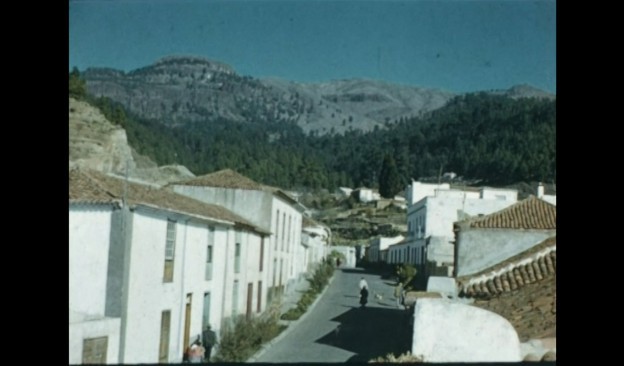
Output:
[{"xmin": 404, "ymin": 181, "xmax": 518, "ymax": 276}]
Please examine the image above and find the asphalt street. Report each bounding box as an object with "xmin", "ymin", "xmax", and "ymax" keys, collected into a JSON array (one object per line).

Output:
[{"xmin": 255, "ymin": 267, "xmax": 413, "ymax": 362}]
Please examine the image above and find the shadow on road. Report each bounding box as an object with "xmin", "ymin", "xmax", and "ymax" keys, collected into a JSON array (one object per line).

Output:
[
  {"xmin": 343, "ymin": 295, "xmax": 359, "ymax": 299},
  {"xmin": 314, "ymin": 306, "xmax": 412, "ymax": 362},
  {"xmin": 339, "ymin": 267, "xmax": 381, "ymax": 275}
]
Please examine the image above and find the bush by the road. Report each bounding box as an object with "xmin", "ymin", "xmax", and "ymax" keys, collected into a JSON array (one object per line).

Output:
[
  {"xmin": 214, "ymin": 302, "xmax": 286, "ymax": 362},
  {"xmin": 281, "ymin": 262, "xmax": 335, "ymax": 321}
]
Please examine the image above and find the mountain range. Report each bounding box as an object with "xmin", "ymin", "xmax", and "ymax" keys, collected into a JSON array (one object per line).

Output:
[{"xmin": 82, "ymin": 55, "xmax": 554, "ymax": 135}]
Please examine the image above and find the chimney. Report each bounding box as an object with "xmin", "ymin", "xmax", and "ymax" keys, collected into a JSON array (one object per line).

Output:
[{"xmin": 537, "ymin": 182, "xmax": 544, "ymax": 198}]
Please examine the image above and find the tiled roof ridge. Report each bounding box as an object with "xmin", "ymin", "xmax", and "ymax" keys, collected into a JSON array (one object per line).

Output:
[
  {"xmin": 70, "ymin": 168, "xmax": 268, "ymax": 234},
  {"xmin": 169, "ymin": 168, "xmax": 264, "ymax": 190},
  {"xmin": 69, "ymin": 167, "xmax": 120, "ymax": 203},
  {"xmin": 466, "ymin": 195, "xmax": 556, "ymax": 229},
  {"xmin": 459, "ymin": 246, "xmax": 556, "ymax": 298}
]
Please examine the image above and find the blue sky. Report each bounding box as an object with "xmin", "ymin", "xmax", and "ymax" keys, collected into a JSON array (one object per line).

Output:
[{"xmin": 69, "ymin": 0, "xmax": 556, "ymax": 93}]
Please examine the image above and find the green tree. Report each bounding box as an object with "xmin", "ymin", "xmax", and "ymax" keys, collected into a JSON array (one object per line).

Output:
[
  {"xmin": 69, "ymin": 67, "xmax": 87, "ymax": 100},
  {"xmin": 378, "ymin": 154, "xmax": 402, "ymax": 198}
]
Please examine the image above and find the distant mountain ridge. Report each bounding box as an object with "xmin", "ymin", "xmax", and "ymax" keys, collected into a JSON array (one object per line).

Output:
[{"xmin": 83, "ymin": 56, "xmax": 554, "ymax": 135}]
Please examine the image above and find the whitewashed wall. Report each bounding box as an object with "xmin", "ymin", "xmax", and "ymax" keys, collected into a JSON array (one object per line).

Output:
[
  {"xmin": 171, "ymin": 186, "xmax": 272, "ymax": 230},
  {"xmin": 69, "ymin": 205, "xmax": 114, "ymax": 317},
  {"xmin": 69, "ymin": 204, "xmax": 121, "ymax": 364},
  {"xmin": 412, "ymin": 299, "xmax": 521, "ymax": 362},
  {"xmin": 405, "ymin": 181, "xmax": 450, "ymax": 206},
  {"xmin": 69, "ymin": 315, "xmax": 121, "ymax": 364},
  {"xmin": 330, "ymin": 246, "xmax": 356, "ymax": 268},
  {"xmin": 368, "ymin": 235, "xmax": 404, "ymax": 263},
  {"xmin": 480, "ymin": 187, "xmax": 518, "ymax": 201},
  {"xmin": 270, "ymin": 196, "xmax": 303, "ymax": 293},
  {"xmin": 455, "ymin": 228, "xmax": 556, "ymax": 277},
  {"xmin": 121, "ymin": 209, "xmax": 186, "ymax": 363}
]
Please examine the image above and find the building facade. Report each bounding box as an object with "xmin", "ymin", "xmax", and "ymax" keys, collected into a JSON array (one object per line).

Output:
[{"xmin": 69, "ymin": 169, "xmax": 268, "ymax": 364}]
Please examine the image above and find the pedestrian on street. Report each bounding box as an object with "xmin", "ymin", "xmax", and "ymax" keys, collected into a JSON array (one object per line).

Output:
[
  {"xmin": 202, "ymin": 324, "xmax": 217, "ymax": 362},
  {"xmin": 359, "ymin": 285, "xmax": 369, "ymax": 308},
  {"xmin": 394, "ymin": 282, "xmax": 404, "ymax": 308},
  {"xmin": 188, "ymin": 338, "xmax": 205, "ymax": 363},
  {"xmin": 359, "ymin": 277, "xmax": 368, "ymax": 290}
]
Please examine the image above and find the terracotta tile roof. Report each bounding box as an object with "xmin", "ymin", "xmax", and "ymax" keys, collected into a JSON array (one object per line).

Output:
[
  {"xmin": 460, "ymin": 237, "xmax": 556, "ymax": 342},
  {"xmin": 69, "ymin": 168, "xmax": 268, "ymax": 234},
  {"xmin": 169, "ymin": 169, "xmax": 301, "ymax": 206},
  {"xmin": 170, "ymin": 169, "xmax": 265, "ymax": 190},
  {"xmin": 69, "ymin": 169, "xmax": 120, "ymax": 205},
  {"xmin": 467, "ymin": 196, "xmax": 556, "ymax": 229},
  {"xmin": 458, "ymin": 236, "xmax": 556, "ymax": 298}
]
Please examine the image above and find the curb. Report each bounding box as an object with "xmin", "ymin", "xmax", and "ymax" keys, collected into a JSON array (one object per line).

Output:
[{"xmin": 246, "ymin": 273, "xmax": 337, "ymax": 362}]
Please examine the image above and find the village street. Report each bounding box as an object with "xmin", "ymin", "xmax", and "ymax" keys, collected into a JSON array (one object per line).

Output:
[{"xmin": 255, "ymin": 267, "xmax": 413, "ymax": 362}]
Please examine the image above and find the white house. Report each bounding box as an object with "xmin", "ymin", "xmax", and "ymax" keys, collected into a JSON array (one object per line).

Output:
[
  {"xmin": 537, "ymin": 182, "xmax": 556, "ymax": 206},
  {"xmin": 352, "ymin": 187, "xmax": 381, "ymax": 203},
  {"xmin": 453, "ymin": 196, "xmax": 556, "ymax": 277},
  {"xmin": 168, "ymin": 169, "xmax": 306, "ymax": 304},
  {"xmin": 386, "ymin": 239, "xmax": 421, "ymax": 265},
  {"xmin": 69, "ymin": 168, "xmax": 269, "ymax": 364},
  {"xmin": 368, "ymin": 235, "xmax": 405, "ymax": 263},
  {"xmin": 404, "ymin": 181, "xmax": 518, "ymax": 276},
  {"xmin": 301, "ymin": 217, "xmax": 331, "ymax": 272},
  {"xmin": 330, "ymin": 245, "xmax": 357, "ymax": 268},
  {"xmin": 69, "ymin": 176, "xmax": 122, "ymax": 364},
  {"xmin": 405, "ymin": 180, "xmax": 450, "ymax": 206}
]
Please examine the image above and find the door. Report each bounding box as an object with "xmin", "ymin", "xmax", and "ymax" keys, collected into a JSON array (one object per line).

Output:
[
  {"xmin": 257, "ymin": 281, "xmax": 262, "ymax": 313},
  {"xmin": 246, "ymin": 283, "xmax": 253, "ymax": 319},
  {"xmin": 82, "ymin": 337, "xmax": 107, "ymax": 364},
  {"xmin": 183, "ymin": 294, "xmax": 192, "ymax": 353},
  {"xmin": 159, "ymin": 311, "xmax": 171, "ymax": 363},
  {"xmin": 202, "ymin": 292, "xmax": 211, "ymax": 330}
]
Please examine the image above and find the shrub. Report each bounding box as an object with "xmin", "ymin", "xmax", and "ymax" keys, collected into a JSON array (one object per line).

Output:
[
  {"xmin": 369, "ymin": 351, "xmax": 423, "ymax": 363},
  {"xmin": 280, "ymin": 262, "xmax": 335, "ymax": 321},
  {"xmin": 214, "ymin": 302, "xmax": 284, "ymax": 362}
]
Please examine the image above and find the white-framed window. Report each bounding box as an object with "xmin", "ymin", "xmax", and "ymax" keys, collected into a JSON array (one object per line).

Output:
[
  {"xmin": 163, "ymin": 220, "xmax": 176, "ymax": 282},
  {"xmin": 234, "ymin": 231, "xmax": 242, "ymax": 273},
  {"xmin": 206, "ymin": 226, "xmax": 214, "ymax": 280}
]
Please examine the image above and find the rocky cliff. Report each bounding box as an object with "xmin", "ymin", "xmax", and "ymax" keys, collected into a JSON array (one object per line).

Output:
[{"xmin": 69, "ymin": 97, "xmax": 195, "ymax": 185}]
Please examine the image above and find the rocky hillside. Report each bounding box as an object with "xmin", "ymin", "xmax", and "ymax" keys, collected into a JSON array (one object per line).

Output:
[
  {"xmin": 69, "ymin": 97, "xmax": 195, "ymax": 185},
  {"xmin": 83, "ymin": 55, "xmax": 458, "ymax": 135}
]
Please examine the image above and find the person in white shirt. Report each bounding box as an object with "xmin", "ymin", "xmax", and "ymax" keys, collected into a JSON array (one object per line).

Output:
[{"xmin": 359, "ymin": 277, "xmax": 368, "ymax": 290}]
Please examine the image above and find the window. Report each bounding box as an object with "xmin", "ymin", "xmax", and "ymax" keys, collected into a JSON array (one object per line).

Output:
[
  {"xmin": 234, "ymin": 232, "xmax": 241, "ymax": 274},
  {"xmin": 286, "ymin": 215, "xmax": 291, "ymax": 252},
  {"xmin": 164, "ymin": 220, "xmax": 176, "ymax": 282},
  {"xmin": 159, "ymin": 310, "xmax": 171, "ymax": 363},
  {"xmin": 82, "ymin": 337, "xmax": 108, "ymax": 364},
  {"xmin": 205, "ymin": 226, "xmax": 214, "ymax": 280},
  {"xmin": 272, "ymin": 258, "xmax": 277, "ymax": 287},
  {"xmin": 259, "ymin": 237, "xmax": 264, "ymax": 272},
  {"xmin": 232, "ymin": 280, "xmax": 239, "ymax": 316},
  {"xmin": 279, "ymin": 259, "xmax": 283, "ymax": 287},
  {"xmin": 257, "ymin": 281, "xmax": 263, "ymax": 313},
  {"xmin": 281, "ymin": 212, "xmax": 286, "ymax": 251},
  {"xmin": 275, "ymin": 210, "xmax": 280, "ymax": 250}
]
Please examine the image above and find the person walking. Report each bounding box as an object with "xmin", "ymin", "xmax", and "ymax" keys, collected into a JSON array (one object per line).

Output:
[
  {"xmin": 359, "ymin": 277, "xmax": 368, "ymax": 290},
  {"xmin": 188, "ymin": 338, "xmax": 205, "ymax": 363},
  {"xmin": 359, "ymin": 285, "xmax": 369, "ymax": 308},
  {"xmin": 394, "ymin": 282, "xmax": 404, "ymax": 308},
  {"xmin": 202, "ymin": 324, "xmax": 218, "ymax": 362}
]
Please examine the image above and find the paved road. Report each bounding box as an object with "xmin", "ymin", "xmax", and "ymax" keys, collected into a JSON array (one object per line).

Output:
[{"xmin": 255, "ymin": 267, "xmax": 413, "ymax": 362}]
